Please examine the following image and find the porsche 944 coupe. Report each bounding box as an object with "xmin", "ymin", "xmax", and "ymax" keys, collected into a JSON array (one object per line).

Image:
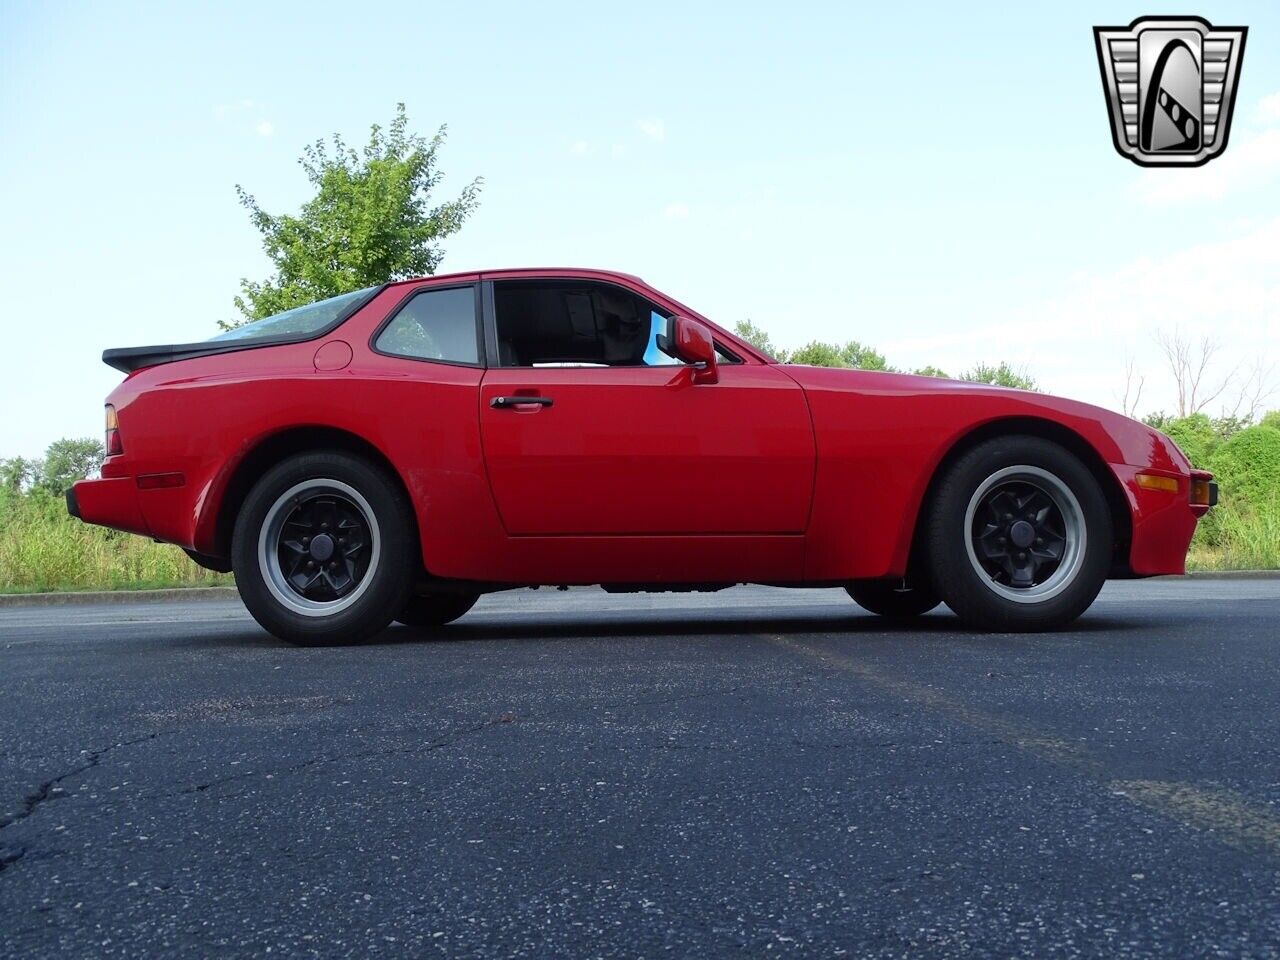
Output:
[{"xmin": 68, "ymin": 268, "xmax": 1216, "ymax": 644}]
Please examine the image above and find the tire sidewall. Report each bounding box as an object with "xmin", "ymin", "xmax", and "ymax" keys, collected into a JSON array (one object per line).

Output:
[
  {"xmin": 232, "ymin": 451, "xmax": 416, "ymax": 645},
  {"xmin": 928, "ymin": 436, "xmax": 1112, "ymax": 631}
]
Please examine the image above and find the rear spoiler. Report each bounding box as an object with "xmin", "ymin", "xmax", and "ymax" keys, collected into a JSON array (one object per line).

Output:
[{"xmin": 102, "ymin": 342, "xmax": 257, "ymax": 374}]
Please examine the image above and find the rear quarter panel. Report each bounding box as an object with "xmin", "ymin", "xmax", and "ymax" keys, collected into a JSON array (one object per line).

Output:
[{"xmin": 103, "ymin": 283, "xmax": 507, "ymax": 576}]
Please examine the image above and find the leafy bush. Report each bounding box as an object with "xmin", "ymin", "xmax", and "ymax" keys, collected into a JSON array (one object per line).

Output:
[
  {"xmin": 1209, "ymin": 426, "xmax": 1280, "ymax": 508},
  {"xmin": 1160, "ymin": 413, "xmax": 1217, "ymax": 469}
]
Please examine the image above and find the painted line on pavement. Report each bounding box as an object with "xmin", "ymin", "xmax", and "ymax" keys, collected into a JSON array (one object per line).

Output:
[{"xmin": 768, "ymin": 635, "xmax": 1280, "ymax": 858}]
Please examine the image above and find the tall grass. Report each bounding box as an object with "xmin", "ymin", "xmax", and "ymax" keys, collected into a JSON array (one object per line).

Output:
[
  {"xmin": 0, "ymin": 483, "xmax": 1275, "ymax": 594},
  {"xmin": 0, "ymin": 490, "xmax": 231, "ymax": 593},
  {"xmin": 1187, "ymin": 497, "xmax": 1280, "ymax": 571}
]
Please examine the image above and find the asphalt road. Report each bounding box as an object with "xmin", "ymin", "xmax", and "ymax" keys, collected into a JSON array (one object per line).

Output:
[{"xmin": 2, "ymin": 580, "xmax": 1279, "ymax": 959}]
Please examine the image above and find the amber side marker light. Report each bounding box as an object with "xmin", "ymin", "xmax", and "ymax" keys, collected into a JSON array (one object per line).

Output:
[
  {"xmin": 105, "ymin": 405, "xmax": 123, "ymax": 456},
  {"xmin": 1135, "ymin": 473, "xmax": 1179, "ymax": 493},
  {"xmin": 1190, "ymin": 477, "xmax": 1217, "ymax": 507}
]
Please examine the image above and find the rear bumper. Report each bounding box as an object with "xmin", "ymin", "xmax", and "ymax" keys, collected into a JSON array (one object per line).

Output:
[{"xmin": 68, "ymin": 476, "xmax": 152, "ymax": 538}]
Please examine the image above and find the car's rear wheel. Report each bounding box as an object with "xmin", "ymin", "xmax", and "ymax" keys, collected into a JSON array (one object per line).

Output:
[
  {"xmin": 925, "ymin": 436, "xmax": 1112, "ymax": 632},
  {"xmin": 847, "ymin": 580, "xmax": 941, "ymax": 619},
  {"xmin": 395, "ymin": 591, "xmax": 480, "ymax": 629},
  {"xmin": 231, "ymin": 451, "xmax": 416, "ymax": 645}
]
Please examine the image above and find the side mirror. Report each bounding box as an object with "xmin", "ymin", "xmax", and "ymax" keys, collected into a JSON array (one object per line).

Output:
[{"xmin": 662, "ymin": 315, "xmax": 719, "ymax": 384}]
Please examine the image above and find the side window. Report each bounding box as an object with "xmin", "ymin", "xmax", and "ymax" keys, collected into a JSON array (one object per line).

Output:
[
  {"xmin": 375, "ymin": 286, "xmax": 479, "ymax": 364},
  {"xmin": 494, "ymin": 281, "xmax": 681, "ymax": 368}
]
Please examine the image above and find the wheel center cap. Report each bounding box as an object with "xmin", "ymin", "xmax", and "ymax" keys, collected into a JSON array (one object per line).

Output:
[
  {"xmin": 309, "ymin": 533, "xmax": 335, "ymax": 562},
  {"xmin": 1009, "ymin": 520, "xmax": 1035, "ymax": 549}
]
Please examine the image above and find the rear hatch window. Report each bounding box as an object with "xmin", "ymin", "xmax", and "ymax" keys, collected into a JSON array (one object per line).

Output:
[{"xmin": 212, "ymin": 287, "xmax": 378, "ymax": 342}]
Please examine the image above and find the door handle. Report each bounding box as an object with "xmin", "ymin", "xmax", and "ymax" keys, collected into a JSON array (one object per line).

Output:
[{"xmin": 490, "ymin": 395, "xmax": 554, "ymax": 409}]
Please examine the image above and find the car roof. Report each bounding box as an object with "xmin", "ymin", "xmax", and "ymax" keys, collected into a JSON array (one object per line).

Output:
[{"xmin": 387, "ymin": 267, "xmax": 647, "ymax": 287}]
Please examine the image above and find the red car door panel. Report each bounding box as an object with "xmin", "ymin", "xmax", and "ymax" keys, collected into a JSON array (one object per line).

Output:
[{"xmin": 479, "ymin": 364, "xmax": 814, "ymax": 535}]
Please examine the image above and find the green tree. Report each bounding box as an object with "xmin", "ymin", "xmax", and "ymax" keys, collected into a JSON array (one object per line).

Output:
[
  {"xmin": 1260, "ymin": 410, "xmax": 1280, "ymax": 432},
  {"xmin": 913, "ymin": 365, "xmax": 950, "ymax": 379},
  {"xmin": 0, "ymin": 456, "xmax": 34, "ymax": 494},
  {"xmin": 733, "ymin": 320, "xmax": 785, "ymax": 361},
  {"xmin": 36, "ymin": 438, "xmax": 105, "ymax": 496},
  {"xmin": 961, "ymin": 362, "xmax": 1037, "ymax": 391},
  {"xmin": 228, "ymin": 104, "xmax": 482, "ymax": 327},
  {"xmin": 789, "ymin": 339, "xmax": 893, "ymax": 370},
  {"xmin": 1210, "ymin": 414, "xmax": 1252, "ymax": 441}
]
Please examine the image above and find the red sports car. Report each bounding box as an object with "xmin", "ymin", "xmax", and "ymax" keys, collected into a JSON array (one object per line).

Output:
[{"xmin": 69, "ymin": 268, "xmax": 1216, "ymax": 644}]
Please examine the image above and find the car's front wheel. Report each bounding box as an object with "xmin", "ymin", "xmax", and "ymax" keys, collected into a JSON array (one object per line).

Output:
[
  {"xmin": 231, "ymin": 451, "xmax": 416, "ymax": 645},
  {"xmin": 925, "ymin": 436, "xmax": 1112, "ymax": 632}
]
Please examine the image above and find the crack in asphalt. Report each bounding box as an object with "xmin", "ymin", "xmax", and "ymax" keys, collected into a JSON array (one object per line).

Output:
[
  {"xmin": 175, "ymin": 713, "xmax": 518, "ymax": 801},
  {"xmin": 0, "ymin": 686, "xmax": 747, "ymax": 842},
  {"xmin": 0, "ymin": 732, "xmax": 161, "ymax": 874},
  {"xmin": 173, "ymin": 686, "xmax": 748, "ymax": 800}
]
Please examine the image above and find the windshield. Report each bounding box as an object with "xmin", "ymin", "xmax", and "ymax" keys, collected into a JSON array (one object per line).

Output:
[{"xmin": 211, "ymin": 287, "xmax": 378, "ymax": 342}]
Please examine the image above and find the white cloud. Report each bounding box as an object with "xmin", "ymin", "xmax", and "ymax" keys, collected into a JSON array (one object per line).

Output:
[
  {"xmin": 255, "ymin": 120, "xmax": 275, "ymax": 137},
  {"xmin": 637, "ymin": 118, "xmax": 666, "ymax": 142},
  {"xmin": 214, "ymin": 98, "xmax": 258, "ymax": 118},
  {"xmin": 611, "ymin": 142, "xmax": 626, "ymax": 157},
  {"xmin": 662, "ymin": 202, "xmax": 690, "ymax": 220},
  {"xmin": 1133, "ymin": 127, "xmax": 1280, "ymax": 206},
  {"xmin": 883, "ymin": 217, "xmax": 1280, "ymax": 415},
  {"xmin": 569, "ymin": 139, "xmax": 590, "ymax": 156},
  {"xmin": 1258, "ymin": 91, "xmax": 1280, "ymax": 124},
  {"xmin": 1133, "ymin": 92, "xmax": 1280, "ymax": 206}
]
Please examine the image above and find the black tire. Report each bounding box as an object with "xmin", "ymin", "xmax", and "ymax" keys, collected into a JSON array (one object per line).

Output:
[
  {"xmin": 847, "ymin": 580, "xmax": 941, "ymax": 619},
  {"xmin": 925, "ymin": 435, "xmax": 1112, "ymax": 632},
  {"xmin": 231, "ymin": 451, "xmax": 416, "ymax": 646},
  {"xmin": 395, "ymin": 592, "xmax": 480, "ymax": 629}
]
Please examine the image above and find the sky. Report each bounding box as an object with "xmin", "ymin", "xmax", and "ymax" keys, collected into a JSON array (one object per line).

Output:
[{"xmin": 1, "ymin": 0, "xmax": 1278, "ymax": 457}]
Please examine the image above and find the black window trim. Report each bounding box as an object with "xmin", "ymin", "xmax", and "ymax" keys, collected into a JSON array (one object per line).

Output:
[
  {"xmin": 368, "ymin": 281, "xmax": 486, "ymax": 368},
  {"xmin": 482, "ymin": 277, "xmax": 743, "ymax": 369}
]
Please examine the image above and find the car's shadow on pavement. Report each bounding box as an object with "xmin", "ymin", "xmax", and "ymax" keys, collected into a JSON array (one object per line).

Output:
[
  {"xmin": 181, "ymin": 609, "xmax": 1161, "ymax": 650},
  {"xmin": 376, "ymin": 609, "xmax": 1155, "ymax": 646}
]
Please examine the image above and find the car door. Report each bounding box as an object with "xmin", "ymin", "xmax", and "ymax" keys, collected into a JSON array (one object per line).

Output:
[{"xmin": 477, "ymin": 278, "xmax": 815, "ymax": 536}]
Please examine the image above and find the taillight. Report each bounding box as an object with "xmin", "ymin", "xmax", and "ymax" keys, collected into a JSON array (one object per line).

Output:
[{"xmin": 105, "ymin": 405, "xmax": 123, "ymax": 456}]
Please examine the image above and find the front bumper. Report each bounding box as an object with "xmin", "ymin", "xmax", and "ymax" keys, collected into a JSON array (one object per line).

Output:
[{"xmin": 1115, "ymin": 465, "xmax": 1216, "ymax": 576}]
